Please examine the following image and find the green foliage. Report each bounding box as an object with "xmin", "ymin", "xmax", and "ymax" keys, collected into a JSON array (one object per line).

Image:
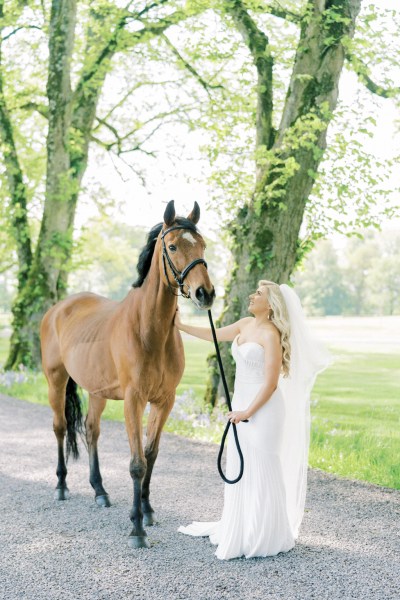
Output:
[
  {"xmin": 199, "ymin": 2, "xmax": 400, "ymax": 239},
  {"xmin": 304, "ymin": 105, "xmax": 398, "ymax": 239},
  {"xmin": 321, "ymin": 1, "xmax": 352, "ymax": 50},
  {"xmin": 343, "ymin": 3, "xmax": 400, "ymax": 102}
]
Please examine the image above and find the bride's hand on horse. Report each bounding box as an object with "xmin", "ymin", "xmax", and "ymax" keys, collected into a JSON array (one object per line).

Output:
[{"xmin": 227, "ymin": 410, "xmax": 250, "ymax": 424}]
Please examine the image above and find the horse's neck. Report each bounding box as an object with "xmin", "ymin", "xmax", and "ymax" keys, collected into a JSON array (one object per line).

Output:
[
  {"xmin": 126, "ymin": 257, "xmax": 178, "ymax": 341},
  {"xmin": 145, "ymin": 273, "xmax": 177, "ymax": 328}
]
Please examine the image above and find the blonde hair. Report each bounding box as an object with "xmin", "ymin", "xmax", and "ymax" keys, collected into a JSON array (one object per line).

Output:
[{"xmin": 258, "ymin": 280, "xmax": 291, "ymax": 377}]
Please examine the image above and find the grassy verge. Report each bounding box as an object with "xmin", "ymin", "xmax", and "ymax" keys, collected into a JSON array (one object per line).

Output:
[
  {"xmin": 309, "ymin": 350, "xmax": 399, "ymax": 489},
  {"xmin": 0, "ymin": 337, "xmax": 398, "ymax": 489}
]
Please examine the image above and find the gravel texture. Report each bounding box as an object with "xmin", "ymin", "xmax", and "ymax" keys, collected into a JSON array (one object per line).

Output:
[{"xmin": 0, "ymin": 394, "xmax": 399, "ymax": 600}]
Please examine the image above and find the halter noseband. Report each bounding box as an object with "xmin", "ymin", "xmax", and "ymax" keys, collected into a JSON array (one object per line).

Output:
[{"xmin": 161, "ymin": 225, "xmax": 208, "ymax": 298}]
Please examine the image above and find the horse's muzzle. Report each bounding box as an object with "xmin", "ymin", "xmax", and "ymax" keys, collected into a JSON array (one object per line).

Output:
[{"xmin": 194, "ymin": 286, "xmax": 215, "ymax": 309}]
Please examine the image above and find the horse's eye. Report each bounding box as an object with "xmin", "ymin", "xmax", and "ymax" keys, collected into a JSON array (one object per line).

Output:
[{"xmin": 169, "ymin": 244, "xmax": 177, "ymax": 252}]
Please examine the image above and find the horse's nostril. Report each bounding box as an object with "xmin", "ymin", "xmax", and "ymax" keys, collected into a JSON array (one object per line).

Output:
[
  {"xmin": 195, "ymin": 287, "xmax": 215, "ymax": 307},
  {"xmin": 195, "ymin": 287, "xmax": 206, "ymax": 302}
]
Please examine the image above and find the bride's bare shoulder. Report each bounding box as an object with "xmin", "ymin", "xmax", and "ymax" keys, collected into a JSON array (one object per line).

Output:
[
  {"xmin": 238, "ymin": 317, "xmax": 253, "ymax": 331},
  {"xmin": 259, "ymin": 323, "xmax": 281, "ymax": 346}
]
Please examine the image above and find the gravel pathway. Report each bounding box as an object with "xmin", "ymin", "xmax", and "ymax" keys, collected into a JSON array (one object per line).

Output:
[{"xmin": 0, "ymin": 394, "xmax": 399, "ymax": 600}]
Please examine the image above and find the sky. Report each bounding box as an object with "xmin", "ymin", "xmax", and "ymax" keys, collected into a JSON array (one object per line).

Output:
[{"xmin": 77, "ymin": 0, "xmax": 400, "ymax": 243}]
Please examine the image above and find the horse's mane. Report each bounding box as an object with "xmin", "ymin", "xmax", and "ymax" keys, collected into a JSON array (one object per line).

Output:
[{"xmin": 132, "ymin": 217, "xmax": 199, "ymax": 288}]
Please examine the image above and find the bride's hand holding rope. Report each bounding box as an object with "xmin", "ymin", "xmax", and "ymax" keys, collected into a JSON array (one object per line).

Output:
[{"xmin": 227, "ymin": 410, "xmax": 250, "ymax": 424}]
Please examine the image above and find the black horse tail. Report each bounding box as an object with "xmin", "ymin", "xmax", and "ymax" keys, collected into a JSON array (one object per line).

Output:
[{"xmin": 65, "ymin": 377, "xmax": 84, "ymax": 461}]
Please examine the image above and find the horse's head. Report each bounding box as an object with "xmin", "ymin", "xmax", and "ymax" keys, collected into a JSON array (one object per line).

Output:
[{"xmin": 160, "ymin": 200, "xmax": 215, "ymax": 309}]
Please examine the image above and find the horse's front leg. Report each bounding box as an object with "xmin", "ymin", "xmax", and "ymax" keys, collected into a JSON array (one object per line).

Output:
[
  {"xmin": 142, "ymin": 395, "xmax": 175, "ymax": 526},
  {"xmin": 124, "ymin": 388, "xmax": 149, "ymax": 549}
]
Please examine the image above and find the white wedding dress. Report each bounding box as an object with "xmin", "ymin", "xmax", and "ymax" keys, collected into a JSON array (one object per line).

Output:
[{"xmin": 178, "ymin": 334, "xmax": 296, "ymax": 560}]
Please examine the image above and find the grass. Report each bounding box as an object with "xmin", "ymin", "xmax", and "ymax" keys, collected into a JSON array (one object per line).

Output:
[
  {"xmin": 0, "ymin": 335, "xmax": 399, "ymax": 489},
  {"xmin": 309, "ymin": 350, "xmax": 399, "ymax": 489}
]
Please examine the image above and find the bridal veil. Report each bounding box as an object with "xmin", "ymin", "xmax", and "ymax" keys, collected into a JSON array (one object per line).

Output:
[{"xmin": 278, "ymin": 284, "xmax": 332, "ymax": 538}]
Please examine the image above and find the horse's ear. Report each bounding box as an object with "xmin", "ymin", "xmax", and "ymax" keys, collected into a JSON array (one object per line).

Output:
[
  {"xmin": 187, "ymin": 201, "xmax": 200, "ymax": 224},
  {"xmin": 164, "ymin": 200, "xmax": 176, "ymax": 227}
]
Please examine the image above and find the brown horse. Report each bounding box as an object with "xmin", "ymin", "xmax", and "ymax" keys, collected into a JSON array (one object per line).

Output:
[{"xmin": 40, "ymin": 200, "xmax": 215, "ymax": 548}]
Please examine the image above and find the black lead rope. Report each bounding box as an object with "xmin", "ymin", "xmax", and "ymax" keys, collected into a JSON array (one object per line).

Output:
[{"xmin": 207, "ymin": 310, "xmax": 248, "ymax": 485}]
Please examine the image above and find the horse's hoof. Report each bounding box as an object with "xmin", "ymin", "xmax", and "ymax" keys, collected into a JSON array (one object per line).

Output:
[
  {"xmin": 95, "ymin": 494, "xmax": 111, "ymax": 508},
  {"xmin": 128, "ymin": 535, "xmax": 150, "ymax": 549},
  {"xmin": 54, "ymin": 487, "xmax": 70, "ymax": 501},
  {"xmin": 143, "ymin": 511, "xmax": 156, "ymax": 526}
]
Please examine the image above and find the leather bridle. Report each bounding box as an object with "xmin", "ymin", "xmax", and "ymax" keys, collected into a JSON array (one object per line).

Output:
[{"xmin": 161, "ymin": 225, "xmax": 208, "ymax": 298}]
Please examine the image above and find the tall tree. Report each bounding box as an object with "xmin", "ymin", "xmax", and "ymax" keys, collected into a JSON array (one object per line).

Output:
[
  {"xmin": 0, "ymin": 0, "xmax": 198, "ymax": 368},
  {"xmin": 205, "ymin": 0, "xmax": 400, "ymax": 401}
]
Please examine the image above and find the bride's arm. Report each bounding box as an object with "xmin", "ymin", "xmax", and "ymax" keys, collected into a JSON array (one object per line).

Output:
[
  {"xmin": 228, "ymin": 329, "xmax": 282, "ymax": 423},
  {"xmin": 174, "ymin": 307, "xmax": 252, "ymax": 342}
]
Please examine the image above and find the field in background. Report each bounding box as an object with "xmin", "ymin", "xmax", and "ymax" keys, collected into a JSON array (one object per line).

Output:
[{"xmin": 0, "ymin": 316, "xmax": 399, "ymax": 489}]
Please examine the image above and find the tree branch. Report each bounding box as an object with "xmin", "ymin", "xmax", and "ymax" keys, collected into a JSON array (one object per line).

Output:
[
  {"xmin": 94, "ymin": 116, "xmax": 123, "ymax": 152},
  {"xmin": 119, "ymin": 9, "xmax": 189, "ymax": 48},
  {"xmin": 17, "ymin": 101, "xmax": 48, "ymax": 118},
  {"xmin": 161, "ymin": 33, "xmax": 224, "ymax": 95},
  {"xmin": 96, "ymin": 79, "xmax": 182, "ymax": 124},
  {"xmin": 108, "ymin": 148, "xmax": 148, "ymax": 187},
  {"xmin": 226, "ymin": 0, "xmax": 270, "ymax": 57},
  {"xmin": 73, "ymin": 3, "xmax": 186, "ymax": 103},
  {"xmin": 0, "ymin": 261, "xmax": 16, "ymax": 274},
  {"xmin": 2, "ymin": 25, "xmax": 42, "ymax": 41},
  {"xmin": 129, "ymin": 0, "xmax": 170, "ymax": 20},
  {"xmin": 118, "ymin": 122, "xmax": 163, "ymax": 155},
  {"xmin": 261, "ymin": 1, "xmax": 302, "ymax": 23},
  {"xmin": 72, "ymin": 2, "xmax": 134, "ymax": 102},
  {"xmin": 70, "ymin": 1, "xmax": 136, "ymax": 156},
  {"xmin": 93, "ymin": 105, "xmax": 198, "ymax": 154},
  {"xmin": 71, "ymin": 3, "xmax": 189, "ymax": 135},
  {"xmin": 345, "ymin": 52, "xmax": 400, "ymax": 98},
  {"xmin": 226, "ymin": 0, "xmax": 274, "ymax": 150}
]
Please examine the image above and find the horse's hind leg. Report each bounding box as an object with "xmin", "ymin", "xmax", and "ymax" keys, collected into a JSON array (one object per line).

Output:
[
  {"xmin": 86, "ymin": 395, "xmax": 111, "ymax": 507},
  {"xmin": 47, "ymin": 371, "xmax": 70, "ymax": 501},
  {"xmin": 142, "ymin": 395, "xmax": 175, "ymax": 526}
]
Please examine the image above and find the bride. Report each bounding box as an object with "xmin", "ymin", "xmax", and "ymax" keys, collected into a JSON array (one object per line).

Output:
[{"xmin": 175, "ymin": 280, "xmax": 331, "ymax": 560}]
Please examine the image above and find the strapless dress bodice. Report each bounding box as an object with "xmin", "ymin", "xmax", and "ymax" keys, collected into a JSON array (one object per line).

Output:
[{"xmin": 231, "ymin": 335, "xmax": 265, "ymax": 384}]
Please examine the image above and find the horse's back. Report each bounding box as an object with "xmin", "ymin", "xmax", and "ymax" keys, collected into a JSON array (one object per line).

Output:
[
  {"xmin": 41, "ymin": 293, "xmax": 120, "ymax": 393},
  {"xmin": 42, "ymin": 292, "xmax": 116, "ymax": 337}
]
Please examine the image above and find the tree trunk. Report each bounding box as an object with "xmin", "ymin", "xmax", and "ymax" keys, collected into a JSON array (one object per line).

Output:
[
  {"xmin": 0, "ymin": 2, "xmax": 33, "ymax": 369},
  {"xmin": 5, "ymin": 2, "xmax": 126, "ymax": 368},
  {"xmin": 5, "ymin": 0, "xmax": 78, "ymax": 368},
  {"xmin": 0, "ymin": 42, "xmax": 32, "ymax": 290},
  {"xmin": 206, "ymin": 0, "xmax": 361, "ymax": 404}
]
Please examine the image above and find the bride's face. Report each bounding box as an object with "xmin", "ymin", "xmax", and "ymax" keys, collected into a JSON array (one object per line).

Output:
[{"xmin": 248, "ymin": 286, "xmax": 271, "ymax": 316}]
